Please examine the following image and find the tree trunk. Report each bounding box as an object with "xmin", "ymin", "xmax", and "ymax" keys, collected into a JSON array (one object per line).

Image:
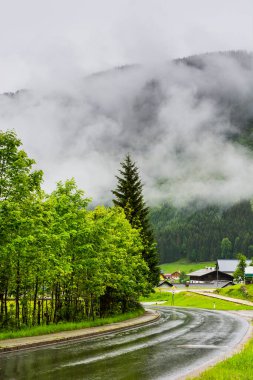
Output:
[
  {"xmin": 32, "ymin": 277, "xmax": 39, "ymax": 325},
  {"xmin": 15, "ymin": 259, "xmax": 20, "ymax": 328}
]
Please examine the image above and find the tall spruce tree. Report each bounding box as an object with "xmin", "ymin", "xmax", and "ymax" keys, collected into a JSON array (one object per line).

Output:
[{"xmin": 112, "ymin": 154, "xmax": 160, "ymax": 286}]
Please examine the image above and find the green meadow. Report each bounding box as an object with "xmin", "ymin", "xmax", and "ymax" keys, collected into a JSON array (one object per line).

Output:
[
  {"xmin": 215, "ymin": 284, "xmax": 253, "ymax": 303},
  {"xmin": 141, "ymin": 291, "xmax": 253, "ymax": 311},
  {"xmin": 160, "ymin": 259, "xmax": 215, "ymax": 275}
]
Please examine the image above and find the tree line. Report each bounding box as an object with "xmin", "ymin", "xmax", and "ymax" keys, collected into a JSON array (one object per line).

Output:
[{"xmin": 0, "ymin": 130, "xmax": 159, "ymax": 330}]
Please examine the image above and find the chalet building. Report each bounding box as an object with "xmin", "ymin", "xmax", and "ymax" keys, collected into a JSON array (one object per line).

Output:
[
  {"xmin": 186, "ymin": 259, "xmax": 253, "ymax": 287},
  {"xmin": 160, "ymin": 273, "xmax": 172, "ymax": 280},
  {"xmin": 163, "ymin": 273, "xmax": 172, "ymax": 279},
  {"xmin": 170, "ymin": 271, "xmax": 181, "ymax": 280},
  {"xmin": 217, "ymin": 259, "xmax": 251, "ymax": 275},
  {"xmin": 188, "ymin": 267, "xmax": 233, "ymax": 286}
]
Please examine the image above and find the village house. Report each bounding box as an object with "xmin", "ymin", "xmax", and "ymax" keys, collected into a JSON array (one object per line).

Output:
[
  {"xmin": 170, "ymin": 271, "xmax": 181, "ymax": 280},
  {"xmin": 217, "ymin": 259, "xmax": 251, "ymax": 275},
  {"xmin": 157, "ymin": 279, "xmax": 173, "ymax": 289},
  {"xmin": 188, "ymin": 259, "xmax": 253, "ymax": 287},
  {"xmin": 188, "ymin": 267, "xmax": 233, "ymax": 287}
]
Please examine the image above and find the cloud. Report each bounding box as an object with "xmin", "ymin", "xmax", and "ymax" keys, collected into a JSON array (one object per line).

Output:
[
  {"xmin": 1, "ymin": 52, "xmax": 253, "ymax": 206},
  {"xmin": 0, "ymin": 0, "xmax": 252, "ymax": 92}
]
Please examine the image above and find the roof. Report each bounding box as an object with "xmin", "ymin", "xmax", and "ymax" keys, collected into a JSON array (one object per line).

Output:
[
  {"xmin": 245, "ymin": 266, "xmax": 253, "ymax": 276},
  {"xmin": 158, "ymin": 280, "xmax": 173, "ymax": 287},
  {"xmin": 217, "ymin": 259, "xmax": 251, "ymax": 273},
  {"xmin": 187, "ymin": 268, "xmax": 215, "ymax": 277}
]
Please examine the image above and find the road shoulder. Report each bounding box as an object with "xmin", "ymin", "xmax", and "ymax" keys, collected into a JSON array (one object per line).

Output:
[
  {"xmin": 180, "ymin": 309, "xmax": 253, "ymax": 380},
  {"xmin": 187, "ymin": 290, "xmax": 253, "ymax": 306},
  {"xmin": 0, "ymin": 309, "xmax": 160, "ymax": 353}
]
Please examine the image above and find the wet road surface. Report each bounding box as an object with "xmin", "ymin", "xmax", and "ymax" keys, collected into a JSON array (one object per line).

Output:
[{"xmin": 0, "ymin": 307, "xmax": 249, "ymax": 380}]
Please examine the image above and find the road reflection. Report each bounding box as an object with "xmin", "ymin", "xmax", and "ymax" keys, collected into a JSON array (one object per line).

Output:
[{"xmin": 0, "ymin": 307, "xmax": 248, "ymax": 380}]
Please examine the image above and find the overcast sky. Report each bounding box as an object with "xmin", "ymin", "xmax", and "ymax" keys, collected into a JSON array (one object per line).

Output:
[{"xmin": 0, "ymin": 0, "xmax": 252, "ymax": 92}]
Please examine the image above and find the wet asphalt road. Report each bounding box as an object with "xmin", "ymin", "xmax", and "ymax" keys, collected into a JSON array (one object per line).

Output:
[{"xmin": 0, "ymin": 307, "xmax": 249, "ymax": 380}]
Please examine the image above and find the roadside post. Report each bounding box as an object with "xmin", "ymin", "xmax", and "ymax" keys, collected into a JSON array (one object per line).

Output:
[
  {"xmin": 171, "ymin": 287, "xmax": 175, "ymax": 306},
  {"xmin": 216, "ymin": 262, "xmax": 219, "ymax": 288}
]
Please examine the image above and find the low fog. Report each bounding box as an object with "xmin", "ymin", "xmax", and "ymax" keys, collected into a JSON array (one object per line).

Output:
[{"xmin": 1, "ymin": 52, "xmax": 253, "ymax": 206}]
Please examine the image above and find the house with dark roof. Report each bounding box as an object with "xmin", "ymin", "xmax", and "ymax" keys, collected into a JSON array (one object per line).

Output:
[
  {"xmin": 157, "ymin": 280, "xmax": 173, "ymax": 288},
  {"xmin": 188, "ymin": 267, "xmax": 233, "ymax": 287}
]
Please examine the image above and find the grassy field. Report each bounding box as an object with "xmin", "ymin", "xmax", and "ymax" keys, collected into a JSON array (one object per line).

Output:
[
  {"xmin": 141, "ymin": 291, "xmax": 253, "ymax": 311},
  {"xmin": 160, "ymin": 259, "xmax": 215, "ymax": 274},
  {"xmin": 215, "ymin": 284, "xmax": 253, "ymax": 302},
  {"xmin": 0, "ymin": 308, "xmax": 144, "ymax": 341},
  {"xmin": 190, "ymin": 334, "xmax": 253, "ymax": 380}
]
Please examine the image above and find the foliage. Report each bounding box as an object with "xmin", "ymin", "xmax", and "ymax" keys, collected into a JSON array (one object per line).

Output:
[
  {"xmin": 221, "ymin": 237, "xmax": 232, "ymax": 259},
  {"xmin": 150, "ymin": 200, "xmax": 253, "ymax": 263},
  {"xmin": 233, "ymin": 253, "xmax": 247, "ymax": 282},
  {"xmin": 179, "ymin": 271, "xmax": 189, "ymax": 284},
  {"xmin": 0, "ymin": 130, "xmax": 43, "ymax": 201},
  {"xmin": 0, "ymin": 308, "xmax": 144, "ymax": 340},
  {"xmin": 112, "ymin": 154, "xmax": 160, "ymax": 286},
  {"xmin": 0, "ymin": 131, "xmax": 150, "ymax": 330}
]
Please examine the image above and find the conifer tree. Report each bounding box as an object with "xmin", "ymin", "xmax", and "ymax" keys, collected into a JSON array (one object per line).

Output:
[{"xmin": 112, "ymin": 154, "xmax": 160, "ymax": 286}]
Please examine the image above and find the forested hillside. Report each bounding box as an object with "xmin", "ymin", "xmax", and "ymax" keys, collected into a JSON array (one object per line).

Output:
[
  {"xmin": 150, "ymin": 200, "xmax": 253, "ymax": 263},
  {"xmin": 148, "ymin": 51, "xmax": 253, "ymax": 264}
]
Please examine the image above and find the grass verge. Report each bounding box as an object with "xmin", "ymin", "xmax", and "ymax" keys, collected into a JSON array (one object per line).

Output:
[
  {"xmin": 0, "ymin": 308, "xmax": 144, "ymax": 341},
  {"xmin": 215, "ymin": 284, "xmax": 253, "ymax": 303},
  {"xmin": 141, "ymin": 291, "xmax": 253, "ymax": 311},
  {"xmin": 189, "ymin": 331, "xmax": 253, "ymax": 380}
]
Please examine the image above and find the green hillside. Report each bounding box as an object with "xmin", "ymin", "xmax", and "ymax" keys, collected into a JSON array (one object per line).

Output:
[
  {"xmin": 151, "ymin": 200, "xmax": 253, "ymax": 264},
  {"xmin": 160, "ymin": 259, "xmax": 215, "ymax": 274}
]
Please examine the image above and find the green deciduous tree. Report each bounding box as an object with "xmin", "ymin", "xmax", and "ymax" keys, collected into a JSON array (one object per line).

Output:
[
  {"xmin": 0, "ymin": 130, "xmax": 43, "ymax": 327},
  {"xmin": 90, "ymin": 206, "xmax": 150, "ymax": 316},
  {"xmin": 112, "ymin": 154, "xmax": 160, "ymax": 286},
  {"xmin": 0, "ymin": 131, "xmax": 149, "ymax": 329},
  {"xmin": 0, "ymin": 130, "xmax": 42, "ymax": 201},
  {"xmin": 179, "ymin": 271, "xmax": 188, "ymax": 284}
]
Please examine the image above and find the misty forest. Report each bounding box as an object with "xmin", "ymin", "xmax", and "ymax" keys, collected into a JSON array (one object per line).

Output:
[{"xmin": 1, "ymin": 51, "xmax": 253, "ymax": 328}]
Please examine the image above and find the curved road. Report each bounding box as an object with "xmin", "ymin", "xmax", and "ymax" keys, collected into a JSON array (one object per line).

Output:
[{"xmin": 0, "ymin": 307, "xmax": 249, "ymax": 380}]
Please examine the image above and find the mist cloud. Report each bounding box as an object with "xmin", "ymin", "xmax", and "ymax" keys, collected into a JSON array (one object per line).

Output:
[{"xmin": 1, "ymin": 52, "xmax": 253, "ymax": 206}]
